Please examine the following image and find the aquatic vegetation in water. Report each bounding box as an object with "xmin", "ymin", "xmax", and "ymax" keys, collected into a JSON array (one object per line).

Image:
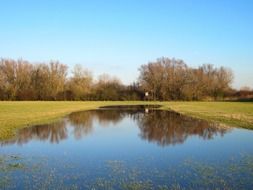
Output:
[
  {"xmin": 0, "ymin": 154, "xmax": 253, "ymax": 189},
  {"xmin": 0, "ymin": 155, "xmax": 25, "ymax": 188}
]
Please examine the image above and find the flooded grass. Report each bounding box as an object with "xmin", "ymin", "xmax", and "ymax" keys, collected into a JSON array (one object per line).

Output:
[
  {"xmin": 1, "ymin": 107, "xmax": 253, "ymax": 189},
  {"xmin": 0, "ymin": 101, "xmax": 158, "ymax": 140},
  {"xmin": 0, "ymin": 101, "xmax": 253, "ymax": 140},
  {"xmin": 1, "ymin": 153, "xmax": 253, "ymax": 189}
]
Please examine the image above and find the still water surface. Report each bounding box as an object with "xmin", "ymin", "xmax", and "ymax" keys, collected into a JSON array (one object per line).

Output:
[{"xmin": 1, "ymin": 106, "xmax": 253, "ymax": 189}]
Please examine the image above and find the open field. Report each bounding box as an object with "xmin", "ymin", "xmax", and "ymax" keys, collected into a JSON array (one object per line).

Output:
[
  {"xmin": 0, "ymin": 101, "xmax": 253, "ymax": 140},
  {"xmin": 162, "ymin": 102, "xmax": 253, "ymax": 129}
]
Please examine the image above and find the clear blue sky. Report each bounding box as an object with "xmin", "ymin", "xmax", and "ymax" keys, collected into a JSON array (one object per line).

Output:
[{"xmin": 0, "ymin": 0, "xmax": 252, "ymax": 88}]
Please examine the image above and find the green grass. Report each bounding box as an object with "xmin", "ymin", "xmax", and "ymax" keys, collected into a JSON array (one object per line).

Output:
[
  {"xmin": 0, "ymin": 101, "xmax": 253, "ymax": 140},
  {"xmin": 161, "ymin": 102, "xmax": 253, "ymax": 129}
]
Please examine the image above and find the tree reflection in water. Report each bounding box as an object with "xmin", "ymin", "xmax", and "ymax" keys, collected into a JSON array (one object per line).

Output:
[
  {"xmin": 1, "ymin": 109, "xmax": 230, "ymax": 146},
  {"xmin": 1, "ymin": 120, "xmax": 67, "ymax": 146},
  {"xmin": 137, "ymin": 110, "xmax": 230, "ymax": 146}
]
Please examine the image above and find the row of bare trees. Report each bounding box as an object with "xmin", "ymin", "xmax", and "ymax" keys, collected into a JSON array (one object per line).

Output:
[
  {"xmin": 139, "ymin": 57, "xmax": 234, "ymax": 100},
  {"xmin": 0, "ymin": 59, "xmax": 142, "ymax": 100},
  {"xmin": 0, "ymin": 59, "xmax": 67, "ymax": 100},
  {"xmin": 0, "ymin": 57, "xmax": 234, "ymax": 101}
]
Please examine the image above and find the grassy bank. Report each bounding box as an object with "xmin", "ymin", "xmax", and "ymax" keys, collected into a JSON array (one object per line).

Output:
[
  {"xmin": 161, "ymin": 102, "xmax": 253, "ymax": 129},
  {"xmin": 0, "ymin": 101, "xmax": 155, "ymax": 140},
  {"xmin": 0, "ymin": 101, "xmax": 253, "ymax": 140}
]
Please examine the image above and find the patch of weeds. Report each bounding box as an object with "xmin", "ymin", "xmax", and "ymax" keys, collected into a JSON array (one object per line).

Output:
[
  {"xmin": 0, "ymin": 176, "xmax": 11, "ymax": 189},
  {"xmin": 0, "ymin": 155, "xmax": 25, "ymax": 189},
  {"xmin": 106, "ymin": 160, "xmax": 126, "ymax": 175},
  {"xmin": 91, "ymin": 178, "xmax": 115, "ymax": 190},
  {"xmin": 121, "ymin": 181, "xmax": 153, "ymax": 190}
]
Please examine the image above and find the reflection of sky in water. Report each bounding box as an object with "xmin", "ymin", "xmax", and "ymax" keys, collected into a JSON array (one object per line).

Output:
[{"xmin": 1, "ymin": 109, "xmax": 253, "ymax": 189}]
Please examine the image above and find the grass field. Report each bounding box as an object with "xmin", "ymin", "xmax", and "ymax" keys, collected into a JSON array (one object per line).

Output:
[
  {"xmin": 162, "ymin": 102, "xmax": 253, "ymax": 129},
  {"xmin": 0, "ymin": 101, "xmax": 253, "ymax": 140}
]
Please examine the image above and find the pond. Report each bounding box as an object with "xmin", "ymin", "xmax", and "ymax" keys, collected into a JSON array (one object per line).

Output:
[{"xmin": 1, "ymin": 106, "xmax": 253, "ymax": 189}]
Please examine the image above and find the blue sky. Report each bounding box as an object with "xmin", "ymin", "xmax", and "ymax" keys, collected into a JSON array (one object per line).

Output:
[{"xmin": 0, "ymin": 0, "xmax": 252, "ymax": 88}]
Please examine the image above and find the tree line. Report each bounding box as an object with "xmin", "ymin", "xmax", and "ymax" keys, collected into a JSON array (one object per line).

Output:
[
  {"xmin": 0, "ymin": 57, "xmax": 240, "ymax": 101},
  {"xmin": 139, "ymin": 57, "xmax": 234, "ymax": 100},
  {"xmin": 0, "ymin": 58, "xmax": 142, "ymax": 100}
]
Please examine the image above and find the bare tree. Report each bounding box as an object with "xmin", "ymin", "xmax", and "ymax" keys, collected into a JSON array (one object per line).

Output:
[
  {"xmin": 67, "ymin": 64, "xmax": 93, "ymax": 100},
  {"xmin": 94, "ymin": 74, "xmax": 123, "ymax": 100}
]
